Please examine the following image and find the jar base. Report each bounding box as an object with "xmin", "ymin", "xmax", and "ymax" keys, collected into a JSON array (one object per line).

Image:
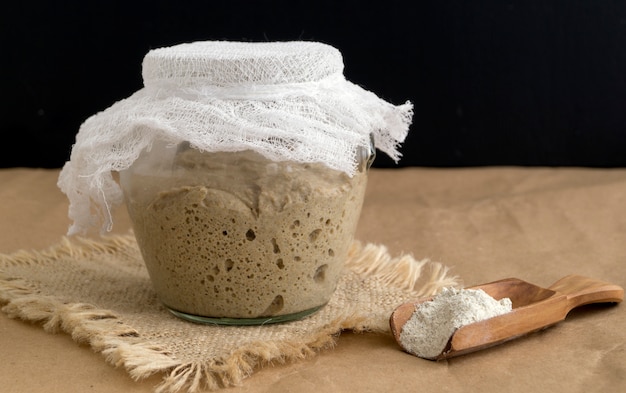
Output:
[{"xmin": 166, "ymin": 304, "xmax": 326, "ymax": 326}]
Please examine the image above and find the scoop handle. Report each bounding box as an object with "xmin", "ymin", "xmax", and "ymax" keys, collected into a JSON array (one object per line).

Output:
[{"xmin": 548, "ymin": 274, "xmax": 623, "ymax": 311}]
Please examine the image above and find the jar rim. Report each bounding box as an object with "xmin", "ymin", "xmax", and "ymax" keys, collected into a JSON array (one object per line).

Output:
[{"xmin": 142, "ymin": 41, "xmax": 344, "ymax": 87}]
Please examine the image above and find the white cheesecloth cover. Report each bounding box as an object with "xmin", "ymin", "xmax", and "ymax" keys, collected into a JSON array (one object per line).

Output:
[{"xmin": 58, "ymin": 41, "xmax": 414, "ymax": 235}]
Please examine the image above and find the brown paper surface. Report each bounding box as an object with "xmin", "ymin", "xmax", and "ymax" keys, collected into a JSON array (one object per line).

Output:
[{"xmin": 1, "ymin": 167, "xmax": 625, "ymax": 393}]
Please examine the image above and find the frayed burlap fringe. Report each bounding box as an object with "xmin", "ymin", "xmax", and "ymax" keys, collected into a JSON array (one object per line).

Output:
[{"xmin": 0, "ymin": 235, "xmax": 460, "ymax": 393}]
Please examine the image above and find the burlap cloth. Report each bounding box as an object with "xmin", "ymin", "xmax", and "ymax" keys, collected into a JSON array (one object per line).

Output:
[{"xmin": 0, "ymin": 233, "xmax": 459, "ymax": 393}]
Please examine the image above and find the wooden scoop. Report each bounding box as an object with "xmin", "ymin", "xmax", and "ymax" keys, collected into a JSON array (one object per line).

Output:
[{"xmin": 390, "ymin": 274, "xmax": 623, "ymax": 360}]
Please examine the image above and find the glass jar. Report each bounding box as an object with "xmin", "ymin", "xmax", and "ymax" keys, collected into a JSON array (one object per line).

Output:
[
  {"xmin": 119, "ymin": 139, "xmax": 374, "ymax": 325},
  {"xmin": 57, "ymin": 40, "xmax": 411, "ymax": 325}
]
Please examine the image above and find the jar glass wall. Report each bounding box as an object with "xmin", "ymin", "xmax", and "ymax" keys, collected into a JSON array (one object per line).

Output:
[{"xmin": 119, "ymin": 139, "xmax": 372, "ymax": 325}]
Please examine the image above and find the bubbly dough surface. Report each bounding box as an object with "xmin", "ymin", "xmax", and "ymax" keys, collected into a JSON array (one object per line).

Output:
[{"xmin": 123, "ymin": 149, "xmax": 367, "ymax": 319}]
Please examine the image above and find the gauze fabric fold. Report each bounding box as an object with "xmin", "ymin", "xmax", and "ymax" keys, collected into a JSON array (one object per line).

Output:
[{"xmin": 58, "ymin": 41, "xmax": 413, "ymax": 235}]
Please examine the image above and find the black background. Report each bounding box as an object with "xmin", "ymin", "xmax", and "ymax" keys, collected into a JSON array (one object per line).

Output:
[{"xmin": 2, "ymin": 0, "xmax": 625, "ymax": 169}]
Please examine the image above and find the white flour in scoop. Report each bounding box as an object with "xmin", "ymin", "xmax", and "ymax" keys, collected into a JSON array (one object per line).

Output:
[{"xmin": 399, "ymin": 287, "xmax": 512, "ymax": 359}]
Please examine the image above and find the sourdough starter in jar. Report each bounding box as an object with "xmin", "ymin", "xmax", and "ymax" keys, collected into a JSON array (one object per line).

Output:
[
  {"xmin": 59, "ymin": 40, "xmax": 413, "ymax": 325},
  {"xmin": 121, "ymin": 147, "xmax": 368, "ymax": 323}
]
